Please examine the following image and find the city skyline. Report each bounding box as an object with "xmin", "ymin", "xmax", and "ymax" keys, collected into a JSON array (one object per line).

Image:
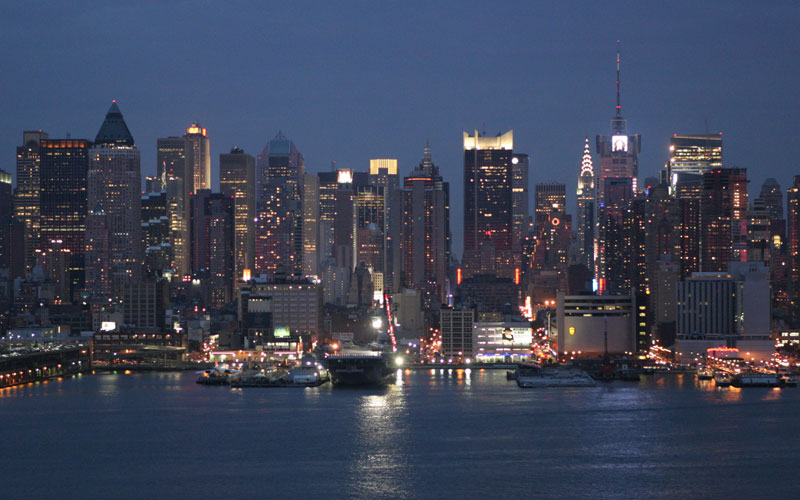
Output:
[{"xmin": 2, "ymin": 1, "xmax": 798, "ymax": 257}]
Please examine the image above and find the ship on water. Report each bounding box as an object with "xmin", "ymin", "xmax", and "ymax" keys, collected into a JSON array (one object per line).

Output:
[{"xmin": 325, "ymin": 345, "xmax": 394, "ymax": 386}]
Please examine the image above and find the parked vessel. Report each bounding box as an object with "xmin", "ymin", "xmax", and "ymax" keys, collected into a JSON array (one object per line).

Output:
[
  {"xmin": 696, "ymin": 366, "xmax": 713, "ymax": 380},
  {"xmin": 516, "ymin": 364, "xmax": 595, "ymax": 388},
  {"xmin": 326, "ymin": 351, "xmax": 393, "ymax": 386},
  {"xmin": 731, "ymin": 372, "xmax": 779, "ymax": 387},
  {"xmin": 713, "ymin": 372, "xmax": 732, "ymax": 387},
  {"xmin": 778, "ymin": 374, "xmax": 798, "ymax": 387}
]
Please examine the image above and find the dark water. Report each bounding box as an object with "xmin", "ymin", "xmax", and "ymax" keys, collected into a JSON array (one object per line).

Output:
[{"xmin": 2, "ymin": 369, "xmax": 799, "ymax": 499}]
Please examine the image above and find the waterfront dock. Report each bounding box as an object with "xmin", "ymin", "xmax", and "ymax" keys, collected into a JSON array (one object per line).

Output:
[{"xmin": 0, "ymin": 347, "xmax": 92, "ymax": 388}]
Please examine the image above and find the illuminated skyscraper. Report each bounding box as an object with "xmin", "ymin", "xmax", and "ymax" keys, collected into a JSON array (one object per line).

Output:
[
  {"xmin": 701, "ymin": 168, "xmax": 748, "ymax": 272},
  {"xmin": 403, "ymin": 143, "xmax": 450, "ymax": 308},
  {"xmin": 86, "ymin": 101, "xmax": 143, "ymax": 301},
  {"xmin": 511, "ymin": 153, "xmax": 530, "ymax": 252},
  {"xmin": 369, "ymin": 158, "xmax": 402, "ymax": 294},
  {"xmin": 14, "ymin": 130, "xmax": 48, "ymax": 270},
  {"xmin": 787, "ymin": 176, "xmax": 800, "ymax": 325},
  {"xmin": 302, "ymin": 173, "xmax": 320, "ymax": 277},
  {"xmin": 157, "ymin": 136, "xmax": 188, "ymax": 275},
  {"xmin": 534, "ymin": 183, "xmax": 566, "ymax": 229},
  {"xmin": 595, "ymin": 43, "xmax": 641, "ymax": 203},
  {"xmin": 39, "ymin": 137, "xmax": 91, "ymax": 297},
  {"xmin": 668, "ymin": 133, "xmax": 723, "ymax": 176},
  {"xmin": 220, "ymin": 147, "xmax": 255, "ymax": 283},
  {"xmin": 184, "ymin": 123, "xmax": 211, "ymax": 192},
  {"xmin": 576, "ymin": 138, "xmax": 595, "ymax": 271},
  {"xmin": 463, "ymin": 129, "xmax": 514, "ymax": 279}
]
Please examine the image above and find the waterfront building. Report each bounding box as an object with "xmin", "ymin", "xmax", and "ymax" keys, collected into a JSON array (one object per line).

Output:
[
  {"xmin": 39, "ymin": 137, "xmax": 91, "ymax": 298},
  {"xmin": 402, "ymin": 144, "xmax": 450, "ymax": 308},
  {"xmin": 122, "ymin": 278, "xmax": 169, "ymax": 330},
  {"xmin": 555, "ymin": 292, "xmax": 639, "ymax": 356},
  {"xmin": 440, "ymin": 306, "xmax": 475, "ymax": 360},
  {"xmin": 462, "ymin": 129, "xmax": 514, "ymax": 279},
  {"xmin": 576, "ymin": 138, "xmax": 595, "ymax": 272},
  {"xmin": 86, "ymin": 102, "xmax": 143, "ymax": 301},
  {"xmin": 220, "ymin": 147, "xmax": 256, "ymax": 283},
  {"xmin": 14, "ymin": 130, "xmax": 48, "ymax": 270},
  {"xmin": 473, "ymin": 316, "xmax": 533, "ymax": 363},
  {"xmin": 240, "ymin": 274, "xmax": 323, "ymax": 338}
]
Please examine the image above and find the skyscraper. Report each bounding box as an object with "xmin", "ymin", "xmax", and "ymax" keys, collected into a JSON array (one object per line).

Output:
[
  {"xmin": 534, "ymin": 183, "xmax": 566, "ymax": 229},
  {"xmin": 184, "ymin": 123, "xmax": 211, "ymax": 192},
  {"xmin": 39, "ymin": 137, "xmax": 91, "ymax": 297},
  {"xmin": 787, "ymin": 176, "xmax": 800, "ymax": 325},
  {"xmin": 220, "ymin": 147, "xmax": 256, "ymax": 283},
  {"xmin": 403, "ymin": 143, "xmax": 450, "ymax": 308},
  {"xmin": 14, "ymin": 130, "xmax": 48, "ymax": 270},
  {"xmin": 156, "ymin": 136, "xmax": 188, "ymax": 275},
  {"xmin": 86, "ymin": 101, "xmax": 143, "ymax": 301},
  {"xmin": 463, "ymin": 129, "xmax": 514, "ymax": 279},
  {"xmin": 576, "ymin": 138, "xmax": 595, "ymax": 272},
  {"xmin": 511, "ymin": 153, "xmax": 530, "ymax": 252},
  {"xmin": 701, "ymin": 168, "xmax": 748, "ymax": 272},
  {"xmin": 369, "ymin": 158, "xmax": 402, "ymax": 294},
  {"xmin": 668, "ymin": 133, "xmax": 723, "ymax": 176},
  {"xmin": 595, "ymin": 43, "xmax": 641, "ymax": 203}
]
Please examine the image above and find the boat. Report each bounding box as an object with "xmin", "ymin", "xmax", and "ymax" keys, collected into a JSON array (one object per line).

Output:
[
  {"xmin": 231, "ymin": 369, "xmax": 328, "ymax": 388},
  {"xmin": 326, "ymin": 352, "xmax": 393, "ymax": 386},
  {"xmin": 516, "ymin": 364, "xmax": 595, "ymax": 388},
  {"xmin": 731, "ymin": 372, "xmax": 779, "ymax": 387},
  {"xmin": 778, "ymin": 374, "xmax": 798, "ymax": 387},
  {"xmin": 195, "ymin": 364, "xmax": 240, "ymax": 385},
  {"xmin": 696, "ymin": 366, "xmax": 713, "ymax": 380},
  {"xmin": 713, "ymin": 372, "xmax": 731, "ymax": 387}
]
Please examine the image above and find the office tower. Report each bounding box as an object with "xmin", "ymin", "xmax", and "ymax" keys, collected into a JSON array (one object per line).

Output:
[
  {"xmin": 86, "ymin": 102, "xmax": 143, "ymax": 301},
  {"xmin": 701, "ymin": 168, "xmax": 747, "ymax": 272},
  {"xmin": 595, "ymin": 44, "xmax": 641, "ymax": 203},
  {"xmin": 598, "ymin": 177, "xmax": 633, "ymax": 294},
  {"xmin": 39, "ymin": 137, "xmax": 90, "ymax": 297},
  {"xmin": 511, "ymin": 153, "xmax": 530, "ymax": 251},
  {"xmin": 14, "ymin": 130, "xmax": 48, "ymax": 270},
  {"xmin": 463, "ymin": 129, "xmax": 514, "ymax": 279},
  {"xmin": 141, "ymin": 191, "xmax": 171, "ymax": 275},
  {"xmin": 403, "ymin": 144, "xmax": 450, "ymax": 308},
  {"xmin": 355, "ymin": 183, "xmax": 386, "ymax": 272},
  {"xmin": 205, "ymin": 194, "xmax": 235, "ymax": 308},
  {"xmin": 668, "ymin": 133, "xmax": 723, "ymax": 175},
  {"xmin": 302, "ymin": 173, "xmax": 320, "ymax": 278},
  {"xmin": 788, "ymin": 176, "xmax": 800, "ymax": 325},
  {"xmin": 369, "ymin": 158, "xmax": 403, "ymax": 294},
  {"xmin": 255, "ymin": 132, "xmax": 304, "ymax": 275},
  {"xmin": 157, "ymin": 136, "xmax": 189, "ymax": 275},
  {"xmin": 184, "ymin": 123, "xmax": 211, "ymax": 192},
  {"xmin": 534, "ymin": 183, "xmax": 567, "ymax": 229},
  {"xmin": 0, "ymin": 170, "xmax": 13, "ymax": 272},
  {"xmin": 220, "ymin": 147, "xmax": 256, "ymax": 282},
  {"xmin": 84, "ymin": 204, "xmax": 112, "ymax": 299},
  {"xmin": 576, "ymin": 138, "xmax": 595, "ymax": 272},
  {"xmin": 530, "ymin": 209, "xmax": 572, "ymax": 272}
]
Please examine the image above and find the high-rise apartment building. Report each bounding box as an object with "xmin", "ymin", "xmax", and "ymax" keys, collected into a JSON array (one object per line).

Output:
[
  {"xmin": 156, "ymin": 136, "xmax": 189, "ymax": 275},
  {"xmin": 14, "ymin": 130, "xmax": 48, "ymax": 270},
  {"xmin": 701, "ymin": 168, "xmax": 747, "ymax": 272},
  {"xmin": 511, "ymin": 153, "xmax": 530, "ymax": 252},
  {"xmin": 220, "ymin": 147, "xmax": 256, "ymax": 283},
  {"xmin": 369, "ymin": 158, "xmax": 402, "ymax": 294},
  {"xmin": 463, "ymin": 129, "xmax": 514, "ymax": 279},
  {"xmin": 788, "ymin": 176, "xmax": 800, "ymax": 325},
  {"xmin": 302, "ymin": 173, "xmax": 320, "ymax": 278},
  {"xmin": 86, "ymin": 102, "xmax": 143, "ymax": 301}
]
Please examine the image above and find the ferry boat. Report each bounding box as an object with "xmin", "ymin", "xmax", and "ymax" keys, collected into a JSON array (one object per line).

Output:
[
  {"xmin": 731, "ymin": 372, "xmax": 779, "ymax": 387},
  {"xmin": 713, "ymin": 372, "xmax": 731, "ymax": 387},
  {"xmin": 778, "ymin": 374, "xmax": 798, "ymax": 387},
  {"xmin": 516, "ymin": 364, "xmax": 595, "ymax": 388}
]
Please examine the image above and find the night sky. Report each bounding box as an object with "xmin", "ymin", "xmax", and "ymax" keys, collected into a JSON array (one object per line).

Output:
[{"xmin": 2, "ymin": 1, "xmax": 798, "ymax": 258}]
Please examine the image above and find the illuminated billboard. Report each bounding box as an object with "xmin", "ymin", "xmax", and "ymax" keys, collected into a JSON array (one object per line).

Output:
[
  {"xmin": 612, "ymin": 135, "xmax": 628, "ymax": 152},
  {"xmin": 274, "ymin": 326, "xmax": 290, "ymax": 338}
]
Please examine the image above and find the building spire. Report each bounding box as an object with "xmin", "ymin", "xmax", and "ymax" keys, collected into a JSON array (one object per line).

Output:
[
  {"xmin": 611, "ymin": 40, "xmax": 627, "ymax": 135},
  {"xmin": 580, "ymin": 137, "xmax": 593, "ymax": 176}
]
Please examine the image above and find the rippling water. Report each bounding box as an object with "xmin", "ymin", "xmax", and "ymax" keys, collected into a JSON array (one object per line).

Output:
[{"xmin": 2, "ymin": 369, "xmax": 799, "ymax": 499}]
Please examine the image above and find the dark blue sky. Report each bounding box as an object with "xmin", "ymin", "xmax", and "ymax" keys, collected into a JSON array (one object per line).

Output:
[{"xmin": 2, "ymin": 1, "xmax": 798, "ymax": 258}]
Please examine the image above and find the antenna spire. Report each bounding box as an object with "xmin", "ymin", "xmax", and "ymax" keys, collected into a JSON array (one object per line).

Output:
[
  {"xmin": 611, "ymin": 40, "xmax": 626, "ymax": 135},
  {"xmin": 616, "ymin": 40, "xmax": 621, "ymax": 118}
]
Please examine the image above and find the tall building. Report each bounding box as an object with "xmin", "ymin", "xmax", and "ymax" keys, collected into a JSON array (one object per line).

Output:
[
  {"xmin": 668, "ymin": 133, "xmax": 723, "ymax": 176},
  {"xmin": 595, "ymin": 44, "xmax": 641, "ymax": 203},
  {"xmin": 701, "ymin": 168, "xmax": 747, "ymax": 272},
  {"xmin": 156, "ymin": 136, "xmax": 188, "ymax": 275},
  {"xmin": 788, "ymin": 176, "xmax": 800, "ymax": 325},
  {"xmin": 403, "ymin": 143, "xmax": 450, "ymax": 308},
  {"xmin": 184, "ymin": 123, "xmax": 211, "ymax": 192},
  {"xmin": 86, "ymin": 102, "xmax": 143, "ymax": 301},
  {"xmin": 220, "ymin": 147, "xmax": 256, "ymax": 283},
  {"xmin": 463, "ymin": 129, "xmax": 514, "ymax": 279},
  {"xmin": 598, "ymin": 177, "xmax": 634, "ymax": 294},
  {"xmin": 369, "ymin": 158, "xmax": 403, "ymax": 294},
  {"xmin": 141, "ymin": 191, "xmax": 171, "ymax": 275},
  {"xmin": 576, "ymin": 138, "xmax": 595, "ymax": 272},
  {"xmin": 39, "ymin": 137, "xmax": 91, "ymax": 297},
  {"xmin": 534, "ymin": 183, "xmax": 566, "ymax": 229},
  {"xmin": 511, "ymin": 153, "xmax": 530, "ymax": 251},
  {"xmin": 302, "ymin": 174, "xmax": 320, "ymax": 278},
  {"xmin": 14, "ymin": 130, "xmax": 48, "ymax": 270},
  {"xmin": 255, "ymin": 132, "xmax": 304, "ymax": 275}
]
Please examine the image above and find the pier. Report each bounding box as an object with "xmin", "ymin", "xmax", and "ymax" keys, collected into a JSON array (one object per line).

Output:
[{"xmin": 0, "ymin": 347, "xmax": 92, "ymax": 388}]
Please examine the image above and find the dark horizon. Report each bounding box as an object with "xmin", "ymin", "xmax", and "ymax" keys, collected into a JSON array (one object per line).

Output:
[{"xmin": 2, "ymin": 1, "xmax": 798, "ymax": 258}]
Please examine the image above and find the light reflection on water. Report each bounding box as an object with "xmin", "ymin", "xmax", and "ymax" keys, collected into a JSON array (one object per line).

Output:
[{"xmin": 0, "ymin": 369, "xmax": 799, "ymax": 499}]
